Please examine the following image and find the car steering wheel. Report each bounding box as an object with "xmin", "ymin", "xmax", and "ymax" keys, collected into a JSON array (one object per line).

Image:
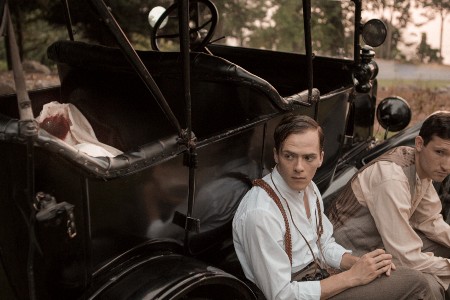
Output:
[{"xmin": 150, "ymin": 0, "xmax": 219, "ymax": 52}]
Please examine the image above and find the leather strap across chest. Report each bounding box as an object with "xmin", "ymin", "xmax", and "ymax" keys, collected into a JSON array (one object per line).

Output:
[{"xmin": 253, "ymin": 178, "xmax": 293, "ymax": 265}]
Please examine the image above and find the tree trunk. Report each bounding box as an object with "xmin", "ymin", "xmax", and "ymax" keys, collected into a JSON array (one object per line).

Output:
[{"xmin": 439, "ymin": 9, "xmax": 444, "ymax": 61}]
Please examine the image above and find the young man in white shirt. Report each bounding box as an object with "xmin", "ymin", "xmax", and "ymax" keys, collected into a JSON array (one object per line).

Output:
[{"xmin": 233, "ymin": 114, "xmax": 432, "ymax": 299}]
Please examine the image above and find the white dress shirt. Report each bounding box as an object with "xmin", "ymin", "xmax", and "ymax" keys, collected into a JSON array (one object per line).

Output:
[{"xmin": 232, "ymin": 167, "xmax": 349, "ymax": 300}]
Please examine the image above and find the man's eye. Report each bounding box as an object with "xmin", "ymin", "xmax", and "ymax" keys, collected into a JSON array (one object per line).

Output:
[
  {"xmin": 436, "ymin": 150, "xmax": 445, "ymax": 155},
  {"xmin": 284, "ymin": 154, "xmax": 294, "ymax": 160},
  {"xmin": 305, "ymin": 156, "xmax": 315, "ymax": 162}
]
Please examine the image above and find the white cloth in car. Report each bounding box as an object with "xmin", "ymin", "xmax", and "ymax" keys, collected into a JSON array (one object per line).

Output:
[{"xmin": 36, "ymin": 101, "xmax": 123, "ymax": 157}]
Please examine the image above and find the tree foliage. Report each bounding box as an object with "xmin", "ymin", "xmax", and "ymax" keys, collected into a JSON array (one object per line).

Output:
[
  {"xmin": 363, "ymin": 0, "xmax": 412, "ymax": 60},
  {"xmin": 1, "ymin": 0, "xmax": 445, "ymax": 65},
  {"xmin": 247, "ymin": 1, "xmax": 305, "ymax": 52},
  {"xmin": 217, "ymin": 0, "xmax": 353, "ymax": 57},
  {"xmin": 3, "ymin": 0, "xmax": 69, "ymax": 64},
  {"xmin": 417, "ymin": 32, "xmax": 442, "ymax": 63},
  {"xmin": 213, "ymin": 0, "xmax": 270, "ymax": 47},
  {"xmin": 416, "ymin": 0, "xmax": 450, "ymax": 62}
]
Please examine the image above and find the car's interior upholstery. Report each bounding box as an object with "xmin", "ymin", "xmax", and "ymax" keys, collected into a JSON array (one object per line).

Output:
[{"xmin": 47, "ymin": 41, "xmax": 289, "ymax": 152}]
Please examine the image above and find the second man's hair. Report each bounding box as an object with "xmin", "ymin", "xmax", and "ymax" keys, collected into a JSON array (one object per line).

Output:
[{"xmin": 419, "ymin": 111, "xmax": 450, "ymax": 145}]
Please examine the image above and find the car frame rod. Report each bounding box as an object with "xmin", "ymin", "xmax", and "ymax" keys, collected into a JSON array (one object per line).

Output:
[
  {"xmin": 302, "ymin": 0, "xmax": 313, "ymax": 100},
  {"xmin": 177, "ymin": 0, "xmax": 201, "ymax": 252},
  {"xmin": 302, "ymin": 0, "xmax": 319, "ymax": 118},
  {"xmin": 61, "ymin": 0, "xmax": 74, "ymax": 41},
  {"xmin": 1, "ymin": 3, "xmax": 39, "ymax": 300},
  {"xmin": 352, "ymin": 0, "xmax": 362, "ymax": 65}
]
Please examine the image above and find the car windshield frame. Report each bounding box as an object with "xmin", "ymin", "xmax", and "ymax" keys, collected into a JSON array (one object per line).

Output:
[{"xmin": 140, "ymin": 0, "xmax": 356, "ymax": 60}]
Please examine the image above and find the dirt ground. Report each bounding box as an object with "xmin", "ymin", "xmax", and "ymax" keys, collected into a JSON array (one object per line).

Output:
[{"xmin": 376, "ymin": 59, "xmax": 450, "ymax": 127}]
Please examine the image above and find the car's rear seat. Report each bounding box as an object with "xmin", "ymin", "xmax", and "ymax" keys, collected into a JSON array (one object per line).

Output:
[{"xmin": 47, "ymin": 40, "xmax": 291, "ymax": 152}]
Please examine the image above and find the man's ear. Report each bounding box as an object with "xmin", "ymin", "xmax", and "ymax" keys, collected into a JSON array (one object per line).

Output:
[
  {"xmin": 318, "ymin": 150, "xmax": 324, "ymax": 167},
  {"xmin": 415, "ymin": 136, "xmax": 424, "ymax": 152},
  {"xmin": 273, "ymin": 147, "xmax": 278, "ymax": 164}
]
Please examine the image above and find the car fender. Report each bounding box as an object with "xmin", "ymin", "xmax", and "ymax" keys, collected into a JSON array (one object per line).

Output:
[
  {"xmin": 361, "ymin": 121, "xmax": 422, "ymax": 165},
  {"xmin": 86, "ymin": 242, "xmax": 256, "ymax": 300}
]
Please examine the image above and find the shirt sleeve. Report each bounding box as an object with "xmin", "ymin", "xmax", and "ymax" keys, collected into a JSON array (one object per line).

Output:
[
  {"xmin": 357, "ymin": 163, "xmax": 450, "ymax": 276},
  {"xmin": 234, "ymin": 206, "xmax": 322, "ymax": 300},
  {"xmin": 411, "ymin": 182, "xmax": 450, "ymax": 248},
  {"xmin": 314, "ymin": 185, "xmax": 351, "ymax": 269}
]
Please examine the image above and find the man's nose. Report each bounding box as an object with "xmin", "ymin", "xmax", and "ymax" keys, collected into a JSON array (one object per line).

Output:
[
  {"xmin": 442, "ymin": 156, "xmax": 450, "ymax": 174},
  {"xmin": 294, "ymin": 158, "xmax": 305, "ymax": 172}
]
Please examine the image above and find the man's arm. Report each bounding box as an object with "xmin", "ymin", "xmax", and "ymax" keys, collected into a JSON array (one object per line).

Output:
[
  {"xmin": 358, "ymin": 163, "xmax": 450, "ymax": 276},
  {"xmin": 339, "ymin": 252, "xmax": 359, "ymax": 270},
  {"xmin": 411, "ymin": 182, "xmax": 450, "ymax": 247},
  {"xmin": 234, "ymin": 204, "xmax": 323, "ymax": 299},
  {"xmin": 320, "ymin": 250, "xmax": 393, "ymax": 299},
  {"xmin": 314, "ymin": 183, "xmax": 355, "ymax": 269},
  {"xmin": 236, "ymin": 210, "xmax": 394, "ymax": 300}
]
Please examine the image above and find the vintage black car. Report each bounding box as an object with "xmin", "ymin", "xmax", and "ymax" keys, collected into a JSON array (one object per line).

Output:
[{"xmin": 0, "ymin": 0, "xmax": 447, "ymax": 299}]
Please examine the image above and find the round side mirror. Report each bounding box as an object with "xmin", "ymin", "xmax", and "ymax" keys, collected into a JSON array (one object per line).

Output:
[
  {"xmin": 362, "ymin": 19, "xmax": 387, "ymax": 47},
  {"xmin": 376, "ymin": 96, "xmax": 412, "ymax": 133}
]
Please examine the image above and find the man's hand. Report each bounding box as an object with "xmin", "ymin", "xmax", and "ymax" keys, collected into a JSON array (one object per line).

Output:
[
  {"xmin": 320, "ymin": 249, "xmax": 395, "ymax": 299},
  {"xmin": 347, "ymin": 249, "xmax": 394, "ymax": 286},
  {"xmin": 385, "ymin": 261, "xmax": 396, "ymax": 276}
]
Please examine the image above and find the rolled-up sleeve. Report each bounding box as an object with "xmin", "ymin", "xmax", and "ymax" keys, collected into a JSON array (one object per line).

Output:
[
  {"xmin": 315, "ymin": 186, "xmax": 351, "ymax": 269},
  {"xmin": 321, "ymin": 216, "xmax": 351, "ymax": 269},
  {"xmin": 411, "ymin": 182, "xmax": 450, "ymax": 248}
]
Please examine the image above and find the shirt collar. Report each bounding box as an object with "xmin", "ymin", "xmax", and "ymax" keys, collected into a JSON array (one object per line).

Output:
[
  {"xmin": 406, "ymin": 157, "xmax": 432, "ymax": 187},
  {"xmin": 271, "ymin": 165, "xmax": 309, "ymax": 200}
]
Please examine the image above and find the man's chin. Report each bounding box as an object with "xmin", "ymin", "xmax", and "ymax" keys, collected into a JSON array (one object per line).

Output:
[
  {"xmin": 288, "ymin": 182, "xmax": 308, "ymax": 192},
  {"xmin": 433, "ymin": 176, "xmax": 448, "ymax": 183}
]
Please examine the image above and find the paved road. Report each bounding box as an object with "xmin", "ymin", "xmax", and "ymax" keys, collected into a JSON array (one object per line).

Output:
[{"xmin": 376, "ymin": 59, "xmax": 450, "ymax": 81}]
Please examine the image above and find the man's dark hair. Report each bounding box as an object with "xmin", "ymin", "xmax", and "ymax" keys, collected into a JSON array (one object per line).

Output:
[
  {"xmin": 274, "ymin": 114, "xmax": 324, "ymax": 152},
  {"xmin": 419, "ymin": 111, "xmax": 450, "ymax": 145}
]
